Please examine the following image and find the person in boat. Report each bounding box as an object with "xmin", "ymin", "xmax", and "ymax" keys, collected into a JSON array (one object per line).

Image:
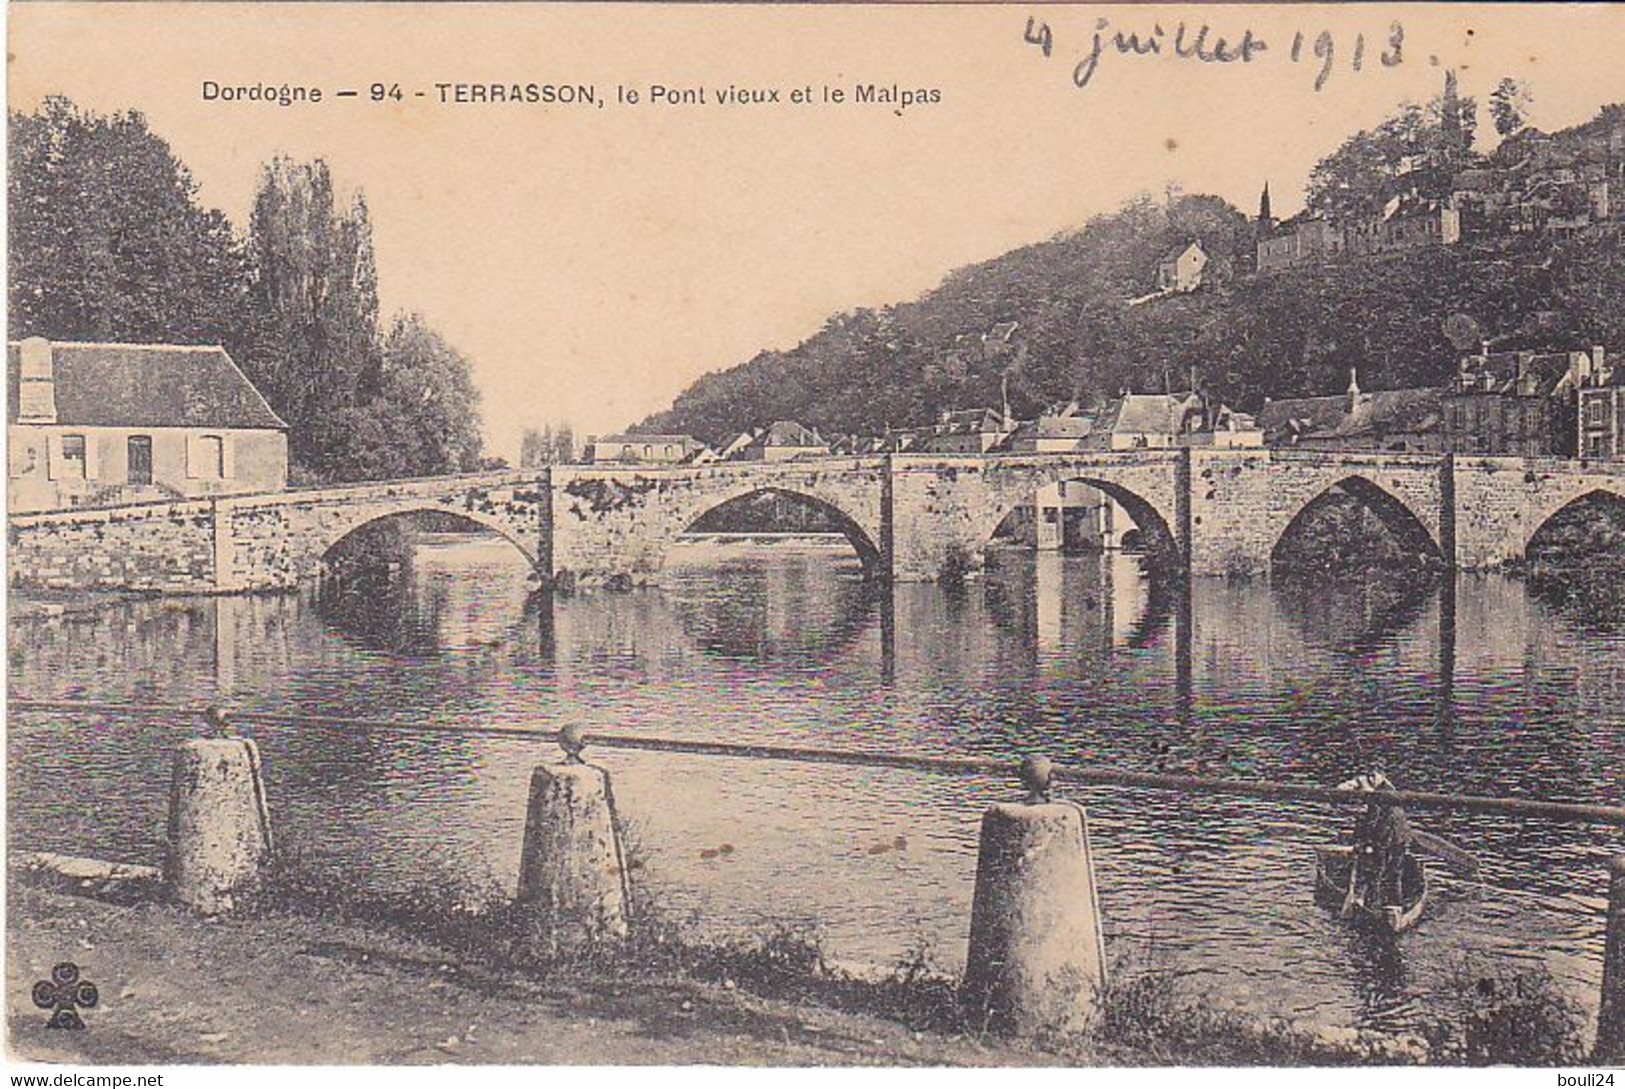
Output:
[{"xmin": 1337, "ymin": 769, "xmax": 1413, "ymax": 906}]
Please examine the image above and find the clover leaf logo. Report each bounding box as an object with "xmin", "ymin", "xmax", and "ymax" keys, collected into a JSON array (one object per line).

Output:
[{"xmin": 32, "ymin": 962, "xmax": 98, "ymax": 1029}]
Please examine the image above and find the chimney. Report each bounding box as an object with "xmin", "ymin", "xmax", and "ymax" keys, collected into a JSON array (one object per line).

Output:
[
  {"xmin": 1347, "ymin": 366, "xmax": 1367, "ymax": 412},
  {"xmin": 1594, "ymin": 345, "xmax": 1609, "ymax": 385},
  {"xmin": 16, "ymin": 337, "xmax": 58, "ymax": 424}
]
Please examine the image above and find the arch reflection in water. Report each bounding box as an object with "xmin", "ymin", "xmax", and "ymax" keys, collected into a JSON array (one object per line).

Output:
[
  {"xmin": 662, "ymin": 542, "xmax": 878, "ymax": 666},
  {"xmin": 1524, "ymin": 490, "xmax": 1625, "ymax": 635},
  {"xmin": 10, "ymin": 534, "xmax": 1625, "ymax": 1032},
  {"xmin": 317, "ymin": 513, "xmax": 538, "ymax": 657}
]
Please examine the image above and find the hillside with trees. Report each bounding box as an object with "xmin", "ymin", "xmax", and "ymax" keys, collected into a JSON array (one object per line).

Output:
[
  {"xmin": 7, "ymin": 97, "xmax": 486, "ymax": 483},
  {"xmin": 640, "ymin": 97, "xmax": 1625, "ymax": 446}
]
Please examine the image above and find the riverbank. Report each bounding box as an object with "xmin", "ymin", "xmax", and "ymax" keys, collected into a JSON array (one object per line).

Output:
[
  {"xmin": 6, "ymin": 883, "xmax": 1051, "ymax": 1066},
  {"xmin": 7, "ymin": 869, "xmax": 1511, "ymax": 1067}
]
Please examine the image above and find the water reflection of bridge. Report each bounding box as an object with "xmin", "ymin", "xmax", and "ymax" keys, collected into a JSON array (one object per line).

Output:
[{"xmin": 38, "ymin": 547, "xmax": 1604, "ymax": 752}]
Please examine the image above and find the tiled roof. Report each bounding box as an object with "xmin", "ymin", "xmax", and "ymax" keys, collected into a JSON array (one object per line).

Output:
[
  {"xmin": 756, "ymin": 420, "xmax": 825, "ymax": 447},
  {"xmin": 7, "ymin": 340, "xmax": 286, "ymax": 429},
  {"xmin": 599, "ymin": 433, "xmax": 700, "ymax": 446},
  {"xmin": 1102, "ymin": 392, "xmax": 1204, "ymax": 434},
  {"xmin": 1258, "ymin": 389, "xmax": 1444, "ymax": 441}
]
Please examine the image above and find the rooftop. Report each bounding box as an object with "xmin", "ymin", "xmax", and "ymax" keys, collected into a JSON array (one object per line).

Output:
[{"xmin": 7, "ymin": 339, "xmax": 286, "ymax": 430}]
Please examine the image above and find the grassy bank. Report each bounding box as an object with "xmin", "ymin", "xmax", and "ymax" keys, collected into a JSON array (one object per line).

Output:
[{"xmin": 7, "ymin": 856, "xmax": 1599, "ymax": 1066}]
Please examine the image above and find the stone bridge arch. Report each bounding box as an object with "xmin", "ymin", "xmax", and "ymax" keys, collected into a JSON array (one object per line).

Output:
[
  {"xmin": 886, "ymin": 452, "xmax": 1187, "ymax": 581},
  {"xmin": 312, "ymin": 504, "xmax": 543, "ymax": 567},
  {"xmin": 673, "ymin": 483, "xmax": 884, "ymax": 569},
  {"xmin": 547, "ymin": 460, "xmax": 889, "ymax": 585},
  {"xmin": 1269, "ymin": 473, "xmax": 1444, "ymax": 569},
  {"xmin": 216, "ymin": 474, "xmax": 549, "ymax": 590},
  {"xmin": 975, "ymin": 472, "xmax": 1181, "ymax": 559},
  {"xmin": 1522, "ymin": 483, "xmax": 1625, "ymax": 561},
  {"xmin": 1185, "ymin": 451, "xmax": 1447, "ymax": 576},
  {"xmin": 1450, "ymin": 458, "xmax": 1625, "ymax": 568}
]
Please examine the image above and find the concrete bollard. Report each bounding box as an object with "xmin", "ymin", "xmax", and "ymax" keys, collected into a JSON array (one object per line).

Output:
[
  {"xmin": 962, "ymin": 783, "xmax": 1108, "ymax": 1038},
  {"xmin": 166, "ymin": 736, "xmax": 274, "ymax": 915},
  {"xmin": 1598, "ymin": 855, "xmax": 1625, "ymax": 1061},
  {"xmin": 516, "ymin": 749, "xmax": 631, "ymax": 957}
]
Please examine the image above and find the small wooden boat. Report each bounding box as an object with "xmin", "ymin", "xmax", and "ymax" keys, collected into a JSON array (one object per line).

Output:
[{"xmin": 1314, "ymin": 845, "xmax": 1430, "ymax": 934}]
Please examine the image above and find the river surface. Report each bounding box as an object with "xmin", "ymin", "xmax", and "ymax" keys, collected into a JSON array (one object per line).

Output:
[{"xmin": 8, "ymin": 532, "xmax": 1625, "ymax": 1032}]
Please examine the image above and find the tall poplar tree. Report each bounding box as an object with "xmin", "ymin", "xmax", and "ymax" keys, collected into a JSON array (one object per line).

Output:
[{"xmin": 244, "ymin": 157, "xmax": 382, "ymax": 480}]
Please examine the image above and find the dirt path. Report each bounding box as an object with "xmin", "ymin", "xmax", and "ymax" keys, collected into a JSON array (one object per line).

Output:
[{"xmin": 6, "ymin": 886, "xmax": 1053, "ymax": 1066}]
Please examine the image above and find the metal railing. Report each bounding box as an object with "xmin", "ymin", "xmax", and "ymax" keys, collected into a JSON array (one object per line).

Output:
[{"xmin": 11, "ymin": 696, "xmax": 1625, "ymax": 827}]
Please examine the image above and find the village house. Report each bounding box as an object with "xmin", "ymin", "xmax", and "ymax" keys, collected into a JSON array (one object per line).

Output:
[
  {"xmin": 1256, "ymin": 214, "xmax": 1346, "ymax": 272},
  {"xmin": 1085, "ymin": 390, "xmax": 1263, "ymax": 450},
  {"xmin": 915, "ymin": 407, "xmax": 1014, "ymax": 454},
  {"xmin": 1259, "ymin": 370, "xmax": 1445, "ymax": 453},
  {"xmin": 1000, "ymin": 403, "xmax": 1096, "ymax": 454},
  {"xmin": 584, "ymin": 433, "xmax": 708, "ymax": 464},
  {"xmin": 1578, "ymin": 361, "xmax": 1625, "ymax": 460},
  {"xmin": 1156, "ymin": 241, "xmax": 1209, "ymax": 293},
  {"xmin": 1256, "ymin": 196, "xmax": 1459, "ymax": 271},
  {"xmin": 1442, "ymin": 346, "xmax": 1602, "ymax": 457},
  {"xmin": 7, "ymin": 337, "xmax": 288, "ymax": 515},
  {"xmin": 727, "ymin": 420, "xmax": 830, "ymax": 461}
]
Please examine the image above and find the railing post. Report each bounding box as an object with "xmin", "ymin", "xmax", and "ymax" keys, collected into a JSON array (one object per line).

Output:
[
  {"xmin": 516, "ymin": 726, "xmax": 631, "ymax": 957},
  {"xmin": 166, "ymin": 708, "xmax": 273, "ymax": 915},
  {"xmin": 963, "ymin": 756, "xmax": 1107, "ymax": 1038},
  {"xmin": 1598, "ymin": 855, "xmax": 1625, "ymax": 1061}
]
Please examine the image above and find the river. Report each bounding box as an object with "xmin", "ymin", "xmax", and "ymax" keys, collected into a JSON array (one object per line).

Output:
[{"xmin": 8, "ymin": 531, "xmax": 1624, "ymax": 1033}]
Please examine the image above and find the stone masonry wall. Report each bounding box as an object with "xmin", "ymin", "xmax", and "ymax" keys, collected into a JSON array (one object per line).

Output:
[
  {"xmin": 10, "ymin": 457, "xmax": 1623, "ymax": 594},
  {"xmin": 1188, "ymin": 450, "xmax": 1446, "ymax": 576},
  {"xmin": 548, "ymin": 459, "xmax": 889, "ymax": 585},
  {"xmin": 9, "ymin": 500, "xmax": 219, "ymax": 593},
  {"xmin": 1451, "ymin": 456, "xmax": 1625, "ymax": 569}
]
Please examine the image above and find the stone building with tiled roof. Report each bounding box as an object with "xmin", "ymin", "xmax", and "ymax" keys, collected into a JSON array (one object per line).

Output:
[
  {"xmin": 1258, "ymin": 370, "xmax": 1445, "ymax": 453},
  {"xmin": 729, "ymin": 420, "xmax": 830, "ymax": 462},
  {"xmin": 7, "ymin": 337, "xmax": 288, "ymax": 514}
]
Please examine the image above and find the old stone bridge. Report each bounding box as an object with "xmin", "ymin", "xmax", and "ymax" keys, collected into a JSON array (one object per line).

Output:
[{"xmin": 9, "ymin": 449, "xmax": 1625, "ymax": 594}]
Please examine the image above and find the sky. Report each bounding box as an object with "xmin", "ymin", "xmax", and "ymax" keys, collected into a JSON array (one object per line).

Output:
[{"xmin": 9, "ymin": 3, "xmax": 1625, "ymax": 461}]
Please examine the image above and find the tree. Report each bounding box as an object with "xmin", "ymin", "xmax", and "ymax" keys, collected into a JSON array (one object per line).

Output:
[
  {"xmin": 7, "ymin": 96, "xmax": 250, "ymax": 346},
  {"xmin": 244, "ymin": 157, "xmax": 382, "ymax": 480},
  {"xmin": 1305, "ymin": 77, "xmax": 1479, "ymax": 220},
  {"xmin": 344, "ymin": 312, "xmax": 483, "ymax": 480},
  {"xmin": 1490, "ymin": 78, "xmax": 1533, "ymax": 138},
  {"xmin": 520, "ymin": 423, "xmax": 578, "ymax": 466}
]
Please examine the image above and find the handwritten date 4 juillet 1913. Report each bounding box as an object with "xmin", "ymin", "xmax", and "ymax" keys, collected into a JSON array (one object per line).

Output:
[{"xmin": 1025, "ymin": 15, "xmax": 1408, "ymax": 94}]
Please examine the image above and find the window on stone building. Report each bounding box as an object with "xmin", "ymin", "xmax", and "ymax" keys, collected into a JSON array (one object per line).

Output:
[
  {"xmin": 197, "ymin": 435, "xmax": 225, "ymax": 479},
  {"xmin": 61, "ymin": 434, "xmax": 87, "ymax": 479},
  {"xmin": 128, "ymin": 435, "xmax": 153, "ymax": 485}
]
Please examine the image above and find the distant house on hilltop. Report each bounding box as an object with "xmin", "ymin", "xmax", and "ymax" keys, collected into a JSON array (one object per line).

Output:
[
  {"xmin": 1256, "ymin": 214, "xmax": 1346, "ymax": 272},
  {"xmin": 1156, "ymin": 241, "xmax": 1209, "ymax": 293},
  {"xmin": 7, "ymin": 337, "xmax": 288, "ymax": 514}
]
